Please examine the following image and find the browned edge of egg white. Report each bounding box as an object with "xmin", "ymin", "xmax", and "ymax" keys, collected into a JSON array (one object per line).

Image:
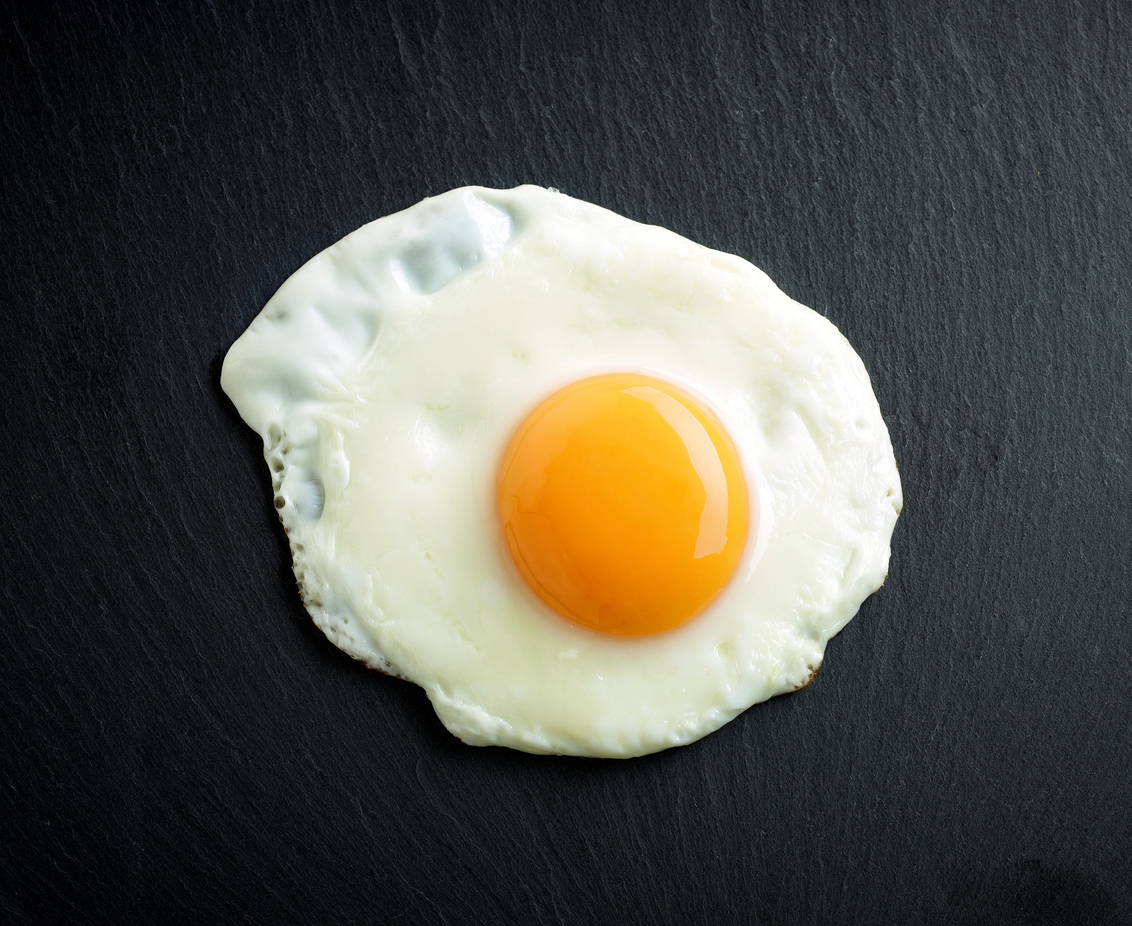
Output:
[
  {"xmin": 281, "ymin": 521, "xmax": 408, "ymax": 681},
  {"xmin": 793, "ymin": 663, "xmax": 821, "ymax": 691}
]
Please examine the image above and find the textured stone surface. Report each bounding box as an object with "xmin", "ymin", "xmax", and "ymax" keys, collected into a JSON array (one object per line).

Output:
[{"xmin": 1, "ymin": 0, "xmax": 1130, "ymax": 922}]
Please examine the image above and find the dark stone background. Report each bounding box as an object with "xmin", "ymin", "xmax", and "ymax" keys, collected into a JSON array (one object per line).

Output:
[{"xmin": 2, "ymin": 0, "xmax": 1129, "ymax": 923}]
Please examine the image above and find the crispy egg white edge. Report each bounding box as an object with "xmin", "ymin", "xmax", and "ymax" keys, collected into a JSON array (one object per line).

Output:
[{"xmin": 221, "ymin": 185, "xmax": 903, "ymax": 757}]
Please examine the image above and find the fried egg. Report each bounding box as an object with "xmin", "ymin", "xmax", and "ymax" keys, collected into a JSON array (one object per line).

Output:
[{"xmin": 221, "ymin": 185, "xmax": 902, "ymax": 758}]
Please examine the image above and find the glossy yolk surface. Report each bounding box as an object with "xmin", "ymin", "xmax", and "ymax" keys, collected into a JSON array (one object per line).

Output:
[{"xmin": 497, "ymin": 374, "xmax": 750, "ymax": 635}]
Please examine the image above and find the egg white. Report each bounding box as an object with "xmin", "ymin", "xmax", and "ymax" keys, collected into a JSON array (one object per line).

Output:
[{"xmin": 222, "ymin": 185, "xmax": 902, "ymax": 758}]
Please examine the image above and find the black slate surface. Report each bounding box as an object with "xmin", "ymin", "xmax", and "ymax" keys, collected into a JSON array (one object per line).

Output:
[{"xmin": 2, "ymin": 1, "xmax": 1130, "ymax": 923}]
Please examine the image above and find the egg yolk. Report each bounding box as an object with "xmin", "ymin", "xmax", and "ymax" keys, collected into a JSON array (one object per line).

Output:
[{"xmin": 497, "ymin": 374, "xmax": 750, "ymax": 636}]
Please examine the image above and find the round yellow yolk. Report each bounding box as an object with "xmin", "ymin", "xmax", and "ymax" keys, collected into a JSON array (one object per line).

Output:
[{"xmin": 497, "ymin": 374, "xmax": 750, "ymax": 636}]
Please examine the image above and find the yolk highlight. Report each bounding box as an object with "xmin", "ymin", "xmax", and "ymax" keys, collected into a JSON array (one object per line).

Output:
[{"xmin": 497, "ymin": 374, "xmax": 750, "ymax": 636}]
